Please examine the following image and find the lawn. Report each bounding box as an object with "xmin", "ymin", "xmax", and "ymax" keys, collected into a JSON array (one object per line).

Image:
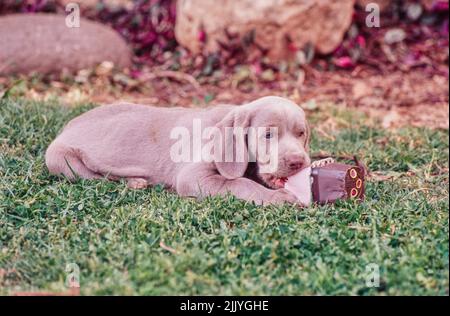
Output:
[{"xmin": 0, "ymin": 97, "xmax": 448, "ymax": 295}]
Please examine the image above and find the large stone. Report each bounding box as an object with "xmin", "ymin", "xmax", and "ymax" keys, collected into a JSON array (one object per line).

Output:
[
  {"xmin": 175, "ymin": 0, "xmax": 355, "ymax": 60},
  {"xmin": 0, "ymin": 13, "xmax": 132, "ymax": 75}
]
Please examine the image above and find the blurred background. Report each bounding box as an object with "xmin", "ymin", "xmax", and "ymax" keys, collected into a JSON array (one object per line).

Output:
[{"xmin": 0, "ymin": 0, "xmax": 448, "ymax": 129}]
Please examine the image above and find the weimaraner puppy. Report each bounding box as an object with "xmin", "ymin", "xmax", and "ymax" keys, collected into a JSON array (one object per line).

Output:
[{"xmin": 46, "ymin": 96, "xmax": 311, "ymax": 205}]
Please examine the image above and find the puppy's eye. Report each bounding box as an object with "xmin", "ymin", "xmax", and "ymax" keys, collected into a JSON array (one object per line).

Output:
[
  {"xmin": 265, "ymin": 131, "xmax": 273, "ymax": 139},
  {"xmin": 298, "ymin": 131, "xmax": 305, "ymax": 137}
]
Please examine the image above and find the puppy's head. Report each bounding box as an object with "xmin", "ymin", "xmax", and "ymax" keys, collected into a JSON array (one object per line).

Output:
[{"xmin": 213, "ymin": 96, "xmax": 311, "ymax": 188}]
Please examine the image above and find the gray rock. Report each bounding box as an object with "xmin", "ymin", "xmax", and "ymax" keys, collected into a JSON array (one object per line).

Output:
[{"xmin": 0, "ymin": 13, "xmax": 132, "ymax": 75}]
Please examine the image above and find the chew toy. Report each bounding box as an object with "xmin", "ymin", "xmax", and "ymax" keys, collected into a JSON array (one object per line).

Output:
[{"xmin": 285, "ymin": 158, "xmax": 365, "ymax": 206}]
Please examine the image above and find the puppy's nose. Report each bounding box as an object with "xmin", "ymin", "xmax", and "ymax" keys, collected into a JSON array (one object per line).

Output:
[{"xmin": 285, "ymin": 153, "xmax": 305, "ymax": 171}]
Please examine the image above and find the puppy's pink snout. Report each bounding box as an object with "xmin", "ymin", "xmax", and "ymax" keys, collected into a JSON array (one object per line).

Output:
[{"xmin": 285, "ymin": 153, "xmax": 306, "ymax": 171}]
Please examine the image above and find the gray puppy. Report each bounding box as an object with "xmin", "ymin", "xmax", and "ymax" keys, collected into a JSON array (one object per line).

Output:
[{"xmin": 46, "ymin": 96, "xmax": 311, "ymax": 205}]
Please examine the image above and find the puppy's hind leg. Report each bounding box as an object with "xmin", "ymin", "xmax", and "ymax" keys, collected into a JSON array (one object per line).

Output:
[{"xmin": 45, "ymin": 142, "xmax": 101, "ymax": 180}]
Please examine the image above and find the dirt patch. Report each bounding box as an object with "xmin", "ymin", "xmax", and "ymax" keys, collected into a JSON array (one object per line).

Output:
[
  {"xmin": 1, "ymin": 64, "xmax": 448, "ymax": 129},
  {"xmin": 91, "ymin": 65, "xmax": 448, "ymax": 129}
]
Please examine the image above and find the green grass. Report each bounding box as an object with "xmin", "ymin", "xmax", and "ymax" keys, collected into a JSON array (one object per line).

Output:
[{"xmin": 0, "ymin": 98, "xmax": 448, "ymax": 295}]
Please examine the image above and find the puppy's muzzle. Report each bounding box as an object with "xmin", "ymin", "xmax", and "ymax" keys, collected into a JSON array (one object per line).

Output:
[{"xmin": 285, "ymin": 153, "xmax": 308, "ymax": 172}]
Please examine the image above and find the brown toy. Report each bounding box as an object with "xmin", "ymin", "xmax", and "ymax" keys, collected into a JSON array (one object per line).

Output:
[
  {"xmin": 311, "ymin": 162, "xmax": 365, "ymax": 204},
  {"xmin": 284, "ymin": 158, "xmax": 366, "ymax": 206}
]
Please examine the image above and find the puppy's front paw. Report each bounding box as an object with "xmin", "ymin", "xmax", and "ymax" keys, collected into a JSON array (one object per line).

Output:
[
  {"xmin": 269, "ymin": 188, "xmax": 299, "ymax": 205},
  {"xmin": 127, "ymin": 178, "xmax": 149, "ymax": 189}
]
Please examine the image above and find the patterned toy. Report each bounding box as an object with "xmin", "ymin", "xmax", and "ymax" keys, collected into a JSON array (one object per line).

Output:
[{"xmin": 285, "ymin": 157, "xmax": 366, "ymax": 206}]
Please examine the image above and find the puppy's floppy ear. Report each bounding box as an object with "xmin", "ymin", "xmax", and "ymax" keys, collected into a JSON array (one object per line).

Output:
[
  {"xmin": 213, "ymin": 107, "xmax": 250, "ymax": 179},
  {"xmin": 304, "ymin": 120, "xmax": 311, "ymax": 153}
]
